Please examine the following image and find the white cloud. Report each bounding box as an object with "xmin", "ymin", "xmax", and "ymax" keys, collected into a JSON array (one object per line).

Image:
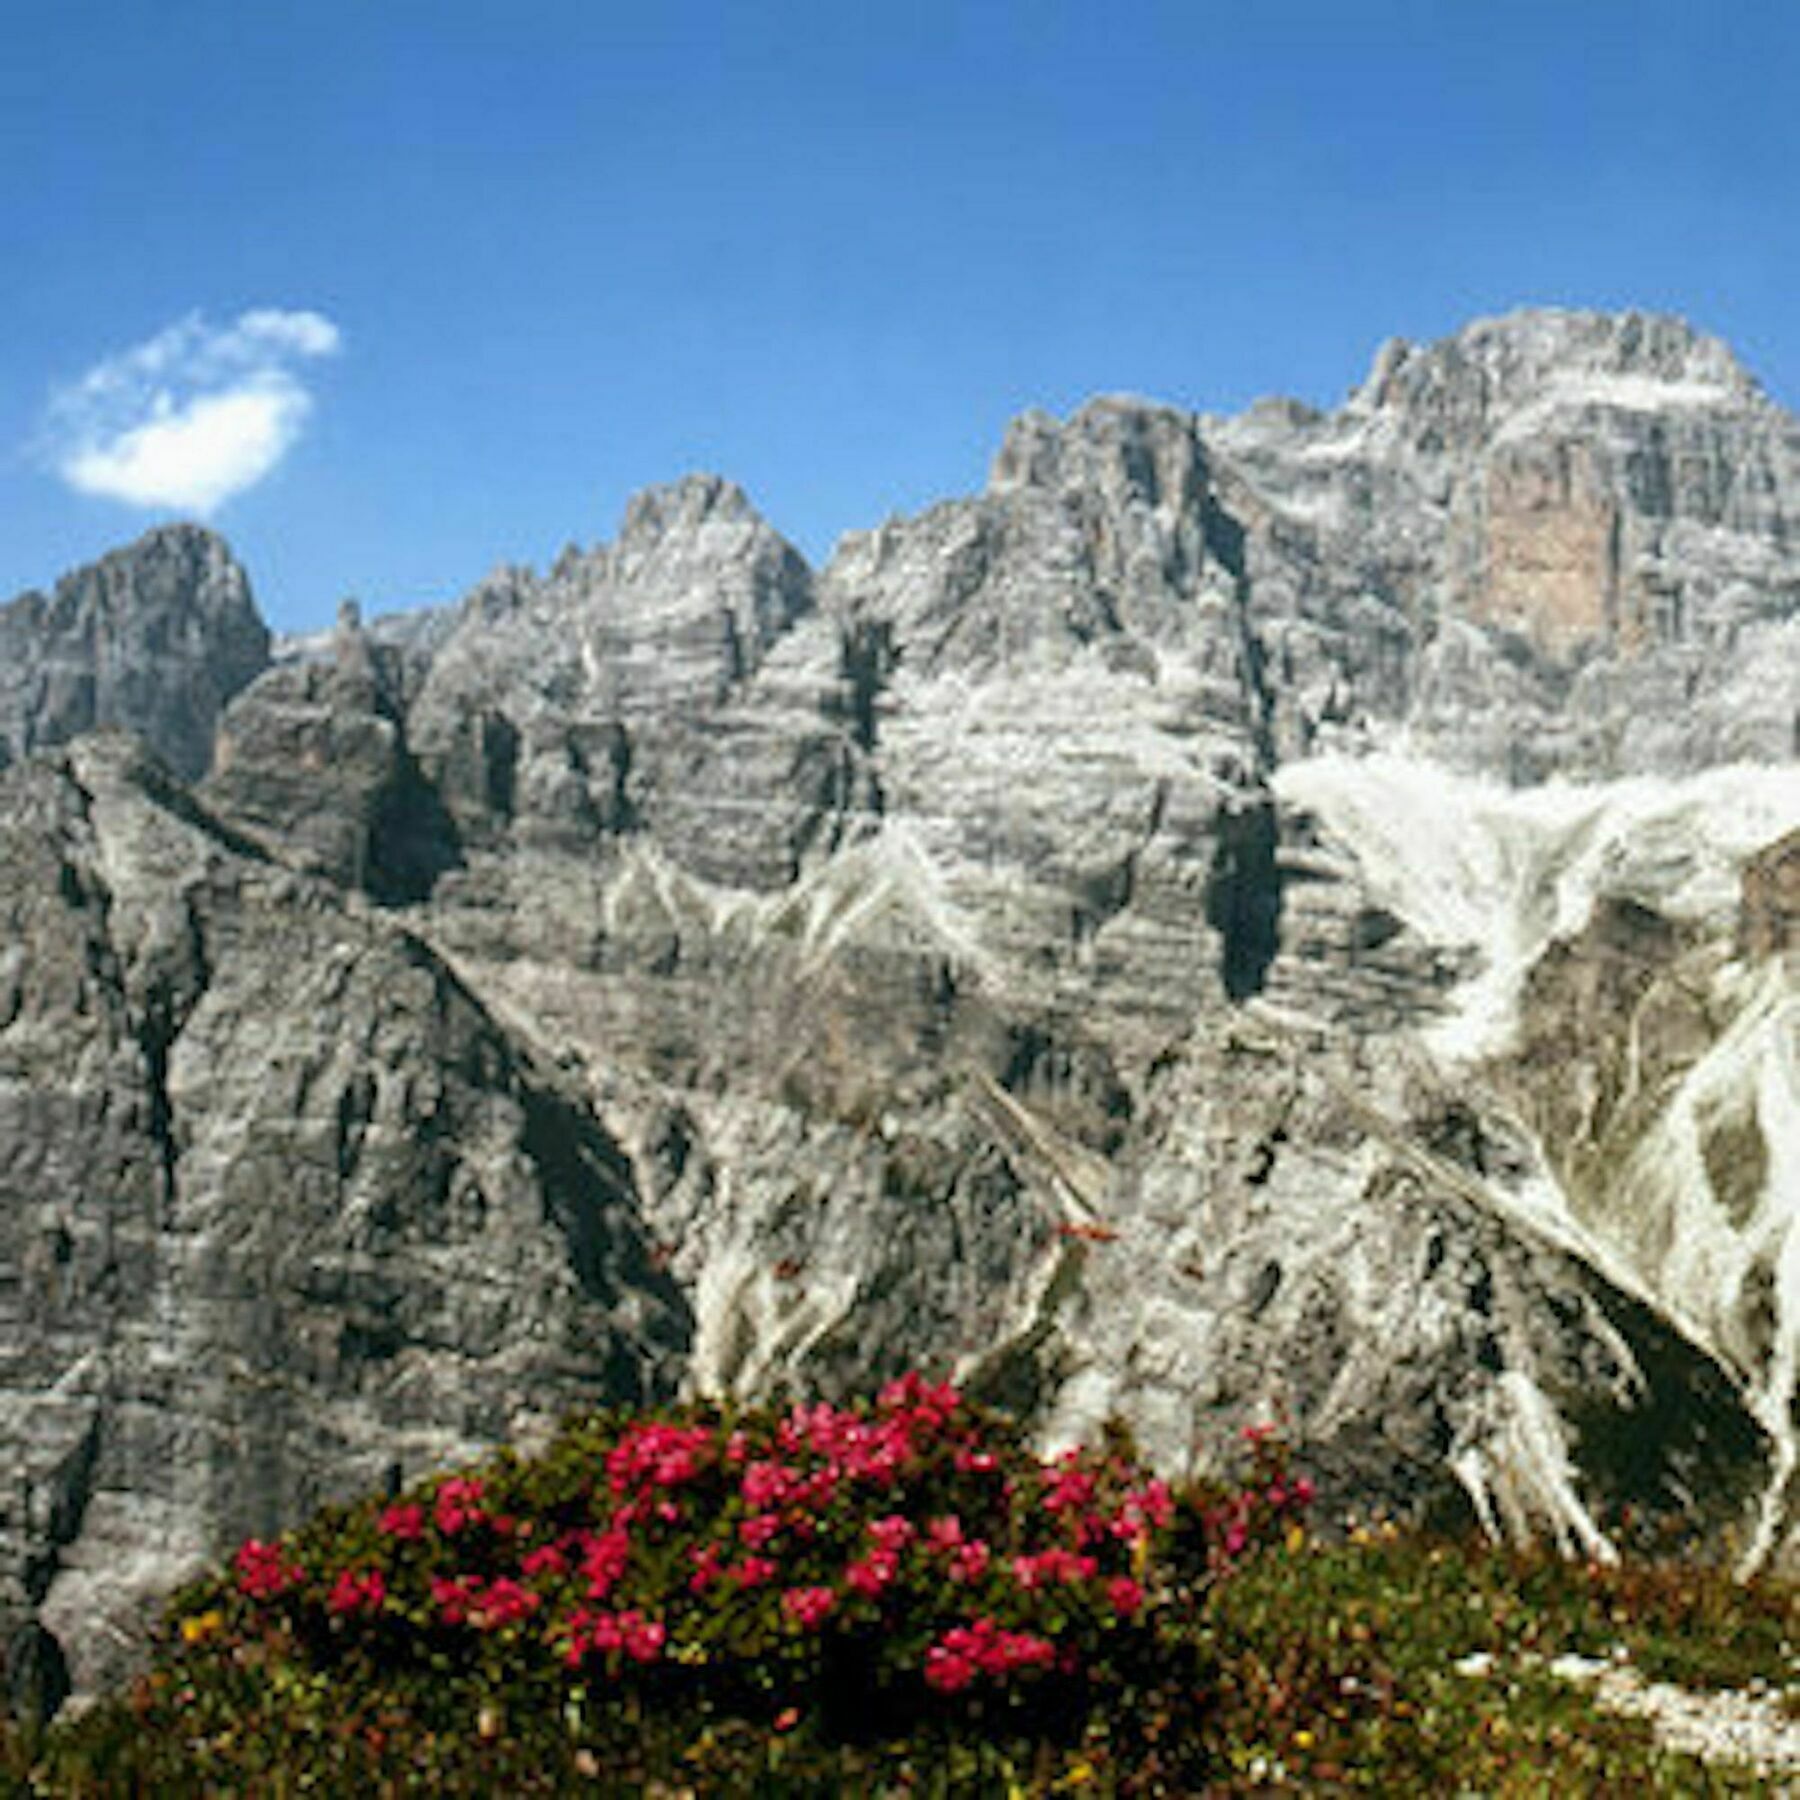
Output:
[
  {"xmin": 41, "ymin": 308, "xmax": 342, "ymax": 513},
  {"xmin": 61, "ymin": 378, "xmax": 313, "ymax": 512},
  {"xmin": 236, "ymin": 309, "xmax": 341, "ymax": 358}
]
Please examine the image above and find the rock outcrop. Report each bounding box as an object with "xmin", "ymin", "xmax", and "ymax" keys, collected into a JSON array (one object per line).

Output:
[
  {"xmin": 2, "ymin": 307, "xmax": 1797, "ymax": 1711},
  {"xmin": 1741, "ymin": 832, "xmax": 1800, "ymax": 960},
  {"xmin": 204, "ymin": 600, "xmax": 458, "ymax": 902},
  {"xmin": 0, "ymin": 526, "xmax": 268, "ymax": 783},
  {"xmin": 0, "ymin": 737, "xmax": 686, "ymax": 1709},
  {"xmin": 1211, "ymin": 308, "xmax": 1800, "ymax": 776}
]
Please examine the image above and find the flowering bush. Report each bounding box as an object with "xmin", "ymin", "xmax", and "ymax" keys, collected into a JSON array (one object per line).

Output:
[
  {"xmin": 17, "ymin": 1387, "xmax": 1800, "ymax": 1794},
  {"xmin": 22, "ymin": 1381, "xmax": 1326, "ymax": 1793}
]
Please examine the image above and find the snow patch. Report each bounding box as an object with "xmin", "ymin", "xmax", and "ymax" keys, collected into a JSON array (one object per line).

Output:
[
  {"xmin": 1602, "ymin": 964, "xmax": 1800, "ymax": 1572},
  {"xmin": 1491, "ymin": 371, "xmax": 1740, "ymax": 446},
  {"xmin": 1274, "ymin": 752, "xmax": 1800, "ymax": 1064},
  {"xmin": 1451, "ymin": 1371, "xmax": 1618, "ymax": 1562}
]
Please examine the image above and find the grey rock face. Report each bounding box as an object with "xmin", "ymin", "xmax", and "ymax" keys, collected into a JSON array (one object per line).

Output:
[
  {"xmin": 0, "ymin": 737, "xmax": 686, "ymax": 1707},
  {"xmin": 376, "ymin": 317, "xmax": 1794, "ymax": 1589},
  {"xmin": 204, "ymin": 601, "xmax": 461, "ymax": 902},
  {"xmin": 405, "ymin": 474, "xmax": 847, "ymax": 887},
  {"xmin": 1208, "ymin": 308, "xmax": 1800, "ymax": 776},
  {"xmin": 0, "ymin": 526, "xmax": 269, "ymax": 782},
  {"xmin": 1740, "ymin": 831, "xmax": 1800, "ymax": 959},
  {"xmin": 2, "ymin": 307, "xmax": 1798, "ymax": 1713}
]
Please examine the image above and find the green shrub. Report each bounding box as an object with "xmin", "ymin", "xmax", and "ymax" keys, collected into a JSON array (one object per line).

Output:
[
  {"xmin": 10, "ymin": 1381, "xmax": 1796, "ymax": 1794},
  {"xmin": 18, "ymin": 1380, "xmax": 1313, "ymax": 1793}
]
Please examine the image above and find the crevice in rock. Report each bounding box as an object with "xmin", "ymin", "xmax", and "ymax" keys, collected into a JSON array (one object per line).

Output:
[
  {"xmin": 1205, "ymin": 798, "xmax": 1283, "ymax": 1002},
  {"xmin": 132, "ymin": 902, "xmax": 210, "ymax": 1216},
  {"xmin": 517, "ymin": 1084, "xmax": 694, "ymax": 1393},
  {"xmin": 601, "ymin": 722, "xmax": 640, "ymax": 835},
  {"xmin": 41, "ymin": 1413, "xmax": 103, "ymax": 1587},
  {"xmin": 720, "ymin": 608, "xmax": 747, "ymax": 687},
  {"xmin": 1203, "ymin": 492, "xmax": 1280, "ymax": 776},
  {"xmin": 6, "ymin": 1620, "xmax": 70, "ymax": 1729},
  {"xmin": 1201, "ymin": 493, "xmax": 1247, "ymax": 584},
  {"xmin": 334, "ymin": 1071, "xmax": 377, "ymax": 1182},
  {"xmin": 367, "ymin": 743, "xmax": 465, "ymax": 904},
  {"xmin": 9, "ymin": 1409, "xmax": 100, "ymax": 1722},
  {"xmin": 1248, "ymin": 1259, "xmax": 1283, "ymax": 1317},
  {"xmin": 1198, "ymin": 484, "xmax": 1285, "ymax": 1001},
  {"xmin": 839, "ymin": 619, "xmax": 897, "ymax": 754},
  {"xmin": 1071, "ymin": 778, "xmax": 1169, "ymax": 946},
  {"xmin": 479, "ymin": 710, "xmax": 520, "ymax": 818},
  {"xmin": 138, "ymin": 986, "xmax": 182, "ymax": 1207}
]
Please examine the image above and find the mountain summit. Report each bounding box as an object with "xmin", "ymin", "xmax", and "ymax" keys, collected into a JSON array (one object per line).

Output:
[{"xmin": 1, "ymin": 311, "xmax": 1796, "ymax": 1712}]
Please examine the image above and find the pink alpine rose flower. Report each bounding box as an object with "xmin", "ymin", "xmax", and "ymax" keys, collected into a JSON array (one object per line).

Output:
[
  {"xmin": 376, "ymin": 1503, "xmax": 425, "ymax": 1542},
  {"xmin": 327, "ymin": 1568, "xmax": 386, "ymax": 1617},
  {"xmin": 781, "ymin": 1585, "xmax": 838, "ymax": 1630},
  {"xmin": 1106, "ymin": 1576, "xmax": 1146, "ymax": 1617},
  {"xmin": 234, "ymin": 1539, "xmax": 304, "ymax": 1601},
  {"xmin": 433, "ymin": 1476, "xmax": 487, "ymax": 1536}
]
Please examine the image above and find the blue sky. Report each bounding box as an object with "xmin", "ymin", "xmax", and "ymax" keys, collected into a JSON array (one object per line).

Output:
[{"xmin": 4, "ymin": 0, "xmax": 1797, "ymax": 633}]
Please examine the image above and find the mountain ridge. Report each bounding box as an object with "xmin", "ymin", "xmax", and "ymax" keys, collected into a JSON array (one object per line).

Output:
[{"xmin": 1, "ymin": 306, "xmax": 1796, "ymax": 1717}]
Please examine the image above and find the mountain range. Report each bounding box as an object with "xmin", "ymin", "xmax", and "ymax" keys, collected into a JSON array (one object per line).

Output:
[{"xmin": 1, "ymin": 306, "xmax": 1796, "ymax": 1718}]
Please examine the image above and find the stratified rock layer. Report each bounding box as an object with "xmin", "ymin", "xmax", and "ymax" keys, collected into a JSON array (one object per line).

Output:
[
  {"xmin": 1211, "ymin": 309, "xmax": 1800, "ymax": 776},
  {"xmin": 0, "ymin": 738, "xmax": 686, "ymax": 1708},
  {"xmin": 2, "ymin": 308, "xmax": 1798, "ymax": 1710},
  {"xmin": 0, "ymin": 526, "xmax": 268, "ymax": 783}
]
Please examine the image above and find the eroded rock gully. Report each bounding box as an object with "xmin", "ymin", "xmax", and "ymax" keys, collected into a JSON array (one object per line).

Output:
[{"xmin": 2, "ymin": 307, "xmax": 1798, "ymax": 1710}]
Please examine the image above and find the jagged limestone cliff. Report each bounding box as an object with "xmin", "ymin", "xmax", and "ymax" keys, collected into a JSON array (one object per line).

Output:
[
  {"xmin": 0, "ymin": 525, "xmax": 268, "ymax": 783},
  {"xmin": 1, "ymin": 308, "xmax": 1796, "ymax": 1713}
]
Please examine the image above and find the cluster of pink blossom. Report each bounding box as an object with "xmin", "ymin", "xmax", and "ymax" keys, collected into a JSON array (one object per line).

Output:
[
  {"xmin": 430, "ymin": 1573, "xmax": 541, "ymax": 1630},
  {"xmin": 1105, "ymin": 1576, "xmax": 1146, "ymax": 1617},
  {"xmin": 1199, "ymin": 1427, "xmax": 1316, "ymax": 1564},
  {"xmin": 1011, "ymin": 1547, "xmax": 1099, "ymax": 1590},
  {"xmin": 869, "ymin": 1515, "xmax": 916, "ymax": 1552},
  {"xmin": 741, "ymin": 1457, "xmax": 837, "ymax": 1513},
  {"xmin": 924, "ymin": 1618, "xmax": 1058, "ymax": 1693},
  {"xmin": 878, "ymin": 1371, "xmax": 962, "ymax": 1426},
  {"xmin": 780, "ymin": 1585, "xmax": 837, "ymax": 1630},
  {"xmin": 689, "ymin": 1543, "xmax": 781, "ymax": 1591},
  {"xmin": 605, "ymin": 1420, "xmax": 713, "ymax": 1496},
  {"xmin": 326, "ymin": 1568, "xmax": 386, "ymax": 1616},
  {"xmin": 1106, "ymin": 1478, "xmax": 1174, "ymax": 1544},
  {"xmin": 220, "ymin": 1375, "xmax": 1319, "ymax": 1722},
  {"xmin": 728, "ymin": 1555, "xmax": 778, "ymax": 1589},
  {"xmin": 377, "ymin": 1503, "xmax": 426, "ymax": 1542},
  {"xmin": 433, "ymin": 1476, "xmax": 489, "ymax": 1537},
  {"xmin": 844, "ymin": 1549, "xmax": 899, "ymax": 1597},
  {"xmin": 739, "ymin": 1511, "xmax": 785, "ymax": 1550},
  {"xmin": 1040, "ymin": 1457, "xmax": 1099, "ymax": 1515},
  {"xmin": 235, "ymin": 1539, "xmax": 305, "ymax": 1600},
  {"xmin": 762, "ymin": 1375, "xmax": 968, "ymax": 1489},
  {"xmin": 562, "ymin": 1606, "xmax": 667, "ymax": 1668},
  {"xmin": 921, "ymin": 1514, "xmax": 992, "ymax": 1583},
  {"xmin": 520, "ymin": 1541, "xmax": 571, "ymax": 1581},
  {"xmin": 579, "ymin": 1525, "xmax": 632, "ymax": 1600}
]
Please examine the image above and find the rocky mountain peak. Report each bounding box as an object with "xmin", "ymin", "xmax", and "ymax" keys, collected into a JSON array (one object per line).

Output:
[
  {"xmin": 1351, "ymin": 307, "xmax": 1764, "ymax": 435},
  {"xmin": 0, "ymin": 524, "xmax": 268, "ymax": 782},
  {"xmin": 988, "ymin": 396, "xmax": 1209, "ymax": 520},
  {"xmin": 537, "ymin": 475, "xmax": 813, "ymax": 648},
  {"xmin": 99, "ymin": 520, "xmax": 251, "ymax": 593},
  {"xmin": 616, "ymin": 472, "xmax": 764, "ymax": 549},
  {"xmin": 1199, "ymin": 308, "xmax": 1800, "ymax": 774},
  {"xmin": 385, "ymin": 474, "xmax": 823, "ymax": 868}
]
